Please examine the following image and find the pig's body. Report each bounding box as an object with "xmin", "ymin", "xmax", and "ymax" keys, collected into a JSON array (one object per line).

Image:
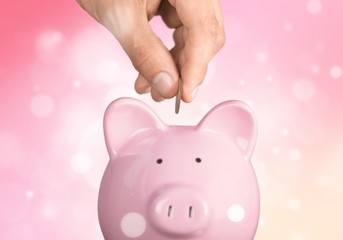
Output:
[{"xmin": 99, "ymin": 98, "xmax": 260, "ymax": 240}]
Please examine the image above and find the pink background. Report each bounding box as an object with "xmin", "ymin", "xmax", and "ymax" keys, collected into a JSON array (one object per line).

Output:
[{"xmin": 1, "ymin": 0, "xmax": 343, "ymax": 239}]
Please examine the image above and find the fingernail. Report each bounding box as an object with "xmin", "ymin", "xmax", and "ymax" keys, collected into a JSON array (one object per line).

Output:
[
  {"xmin": 152, "ymin": 72, "xmax": 173, "ymax": 96},
  {"xmin": 191, "ymin": 86, "xmax": 200, "ymax": 101}
]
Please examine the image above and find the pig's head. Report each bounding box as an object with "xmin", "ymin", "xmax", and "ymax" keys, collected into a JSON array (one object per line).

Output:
[{"xmin": 99, "ymin": 98, "xmax": 259, "ymax": 240}]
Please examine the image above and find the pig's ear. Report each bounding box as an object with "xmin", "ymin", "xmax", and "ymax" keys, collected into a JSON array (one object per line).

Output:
[
  {"xmin": 198, "ymin": 100, "xmax": 257, "ymax": 160},
  {"xmin": 104, "ymin": 98, "xmax": 165, "ymax": 158}
]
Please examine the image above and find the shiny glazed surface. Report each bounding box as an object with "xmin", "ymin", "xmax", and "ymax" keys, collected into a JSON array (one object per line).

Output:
[{"xmin": 99, "ymin": 98, "xmax": 259, "ymax": 239}]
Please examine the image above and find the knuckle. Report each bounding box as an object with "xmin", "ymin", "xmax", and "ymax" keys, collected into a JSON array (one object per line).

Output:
[
  {"xmin": 173, "ymin": 28, "xmax": 184, "ymax": 46},
  {"xmin": 130, "ymin": 46, "xmax": 153, "ymax": 71},
  {"xmin": 204, "ymin": 17, "xmax": 226, "ymax": 49},
  {"xmin": 161, "ymin": 8, "xmax": 181, "ymax": 29},
  {"xmin": 205, "ymin": 17, "xmax": 220, "ymax": 38}
]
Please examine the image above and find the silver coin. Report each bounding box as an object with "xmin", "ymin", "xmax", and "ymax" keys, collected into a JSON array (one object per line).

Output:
[{"xmin": 175, "ymin": 78, "xmax": 182, "ymax": 114}]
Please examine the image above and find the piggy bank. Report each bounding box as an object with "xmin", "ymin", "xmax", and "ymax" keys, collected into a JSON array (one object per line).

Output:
[{"xmin": 99, "ymin": 98, "xmax": 259, "ymax": 240}]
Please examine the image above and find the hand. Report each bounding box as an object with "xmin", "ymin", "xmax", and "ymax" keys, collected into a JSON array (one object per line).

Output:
[{"xmin": 76, "ymin": 0, "xmax": 225, "ymax": 102}]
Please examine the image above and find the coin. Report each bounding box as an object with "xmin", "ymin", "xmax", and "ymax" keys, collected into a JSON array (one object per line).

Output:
[{"xmin": 175, "ymin": 78, "xmax": 182, "ymax": 114}]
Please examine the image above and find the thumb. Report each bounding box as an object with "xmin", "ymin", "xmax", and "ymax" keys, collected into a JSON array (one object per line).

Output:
[{"xmin": 114, "ymin": 16, "xmax": 179, "ymax": 99}]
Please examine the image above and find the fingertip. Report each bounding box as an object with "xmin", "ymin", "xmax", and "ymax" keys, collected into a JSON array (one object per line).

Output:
[
  {"xmin": 135, "ymin": 74, "xmax": 151, "ymax": 94},
  {"xmin": 151, "ymin": 88, "xmax": 165, "ymax": 102},
  {"xmin": 190, "ymin": 85, "xmax": 200, "ymax": 101},
  {"xmin": 182, "ymin": 85, "xmax": 200, "ymax": 103},
  {"xmin": 180, "ymin": 61, "xmax": 207, "ymax": 102}
]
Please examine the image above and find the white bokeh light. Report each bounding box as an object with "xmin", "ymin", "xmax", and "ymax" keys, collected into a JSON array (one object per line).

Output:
[
  {"xmin": 266, "ymin": 75, "xmax": 273, "ymax": 82},
  {"xmin": 121, "ymin": 212, "xmax": 146, "ymax": 238},
  {"xmin": 30, "ymin": 93, "xmax": 54, "ymax": 117},
  {"xmin": 70, "ymin": 152, "xmax": 93, "ymax": 174},
  {"xmin": 330, "ymin": 66, "xmax": 342, "ymax": 79},
  {"xmin": 307, "ymin": 0, "xmax": 322, "ymax": 15},
  {"xmin": 73, "ymin": 80, "xmax": 81, "ymax": 88},
  {"xmin": 41, "ymin": 203, "xmax": 59, "ymax": 219},
  {"xmin": 33, "ymin": 84, "xmax": 40, "ymax": 91},
  {"xmin": 200, "ymin": 103, "xmax": 211, "ymax": 112},
  {"xmin": 288, "ymin": 198, "xmax": 302, "ymax": 211},
  {"xmin": 36, "ymin": 30, "xmax": 63, "ymax": 52},
  {"xmin": 227, "ymin": 205, "xmax": 245, "ymax": 222},
  {"xmin": 306, "ymin": 0, "xmax": 323, "ymax": 15},
  {"xmin": 253, "ymin": 44, "xmax": 270, "ymax": 63},
  {"xmin": 36, "ymin": 30, "xmax": 65, "ymax": 63},
  {"xmin": 292, "ymin": 79, "xmax": 316, "ymax": 101},
  {"xmin": 272, "ymin": 146, "xmax": 281, "ymax": 155},
  {"xmin": 256, "ymin": 162, "xmax": 266, "ymax": 170},
  {"xmin": 238, "ymin": 79, "xmax": 245, "ymax": 86},
  {"xmin": 255, "ymin": 52, "xmax": 268, "ymax": 63},
  {"xmin": 282, "ymin": 128, "xmax": 289, "ymax": 136},
  {"xmin": 26, "ymin": 190, "xmax": 35, "ymax": 199},
  {"xmin": 288, "ymin": 148, "xmax": 302, "ymax": 161},
  {"xmin": 283, "ymin": 22, "xmax": 293, "ymax": 32}
]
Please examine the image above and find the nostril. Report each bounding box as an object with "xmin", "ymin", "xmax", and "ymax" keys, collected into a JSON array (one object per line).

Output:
[
  {"xmin": 189, "ymin": 206, "xmax": 193, "ymax": 219},
  {"xmin": 149, "ymin": 189, "xmax": 210, "ymax": 236},
  {"xmin": 168, "ymin": 205, "xmax": 173, "ymax": 218}
]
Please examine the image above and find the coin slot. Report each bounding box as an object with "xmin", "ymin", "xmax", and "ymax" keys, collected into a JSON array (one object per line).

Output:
[
  {"xmin": 189, "ymin": 206, "xmax": 193, "ymax": 218},
  {"xmin": 168, "ymin": 205, "xmax": 173, "ymax": 218}
]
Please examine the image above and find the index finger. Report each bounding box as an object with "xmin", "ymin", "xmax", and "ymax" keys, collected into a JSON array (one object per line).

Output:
[{"xmin": 169, "ymin": 0, "xmax": 226, "ymax": 102}]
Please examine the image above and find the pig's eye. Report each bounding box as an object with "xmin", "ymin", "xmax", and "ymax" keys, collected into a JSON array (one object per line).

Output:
[
  {"xmin": 156, "ymin": 158, "xmax": 163, "ymax": 164},
  {"xmin": 195, "ymin": 157, "xmax": 202, "ymax": 163}
]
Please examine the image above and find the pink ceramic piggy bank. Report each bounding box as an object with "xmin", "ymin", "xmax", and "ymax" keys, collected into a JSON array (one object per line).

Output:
[{"xmin": 99, "ymin": 98, "xmax": 259, "ymax": 240}]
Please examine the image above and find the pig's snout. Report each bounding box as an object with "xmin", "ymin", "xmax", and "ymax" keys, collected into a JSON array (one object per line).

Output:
[{"xmin": 148, "ymin": 186, "xmax": 210, "ymax": 237}]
